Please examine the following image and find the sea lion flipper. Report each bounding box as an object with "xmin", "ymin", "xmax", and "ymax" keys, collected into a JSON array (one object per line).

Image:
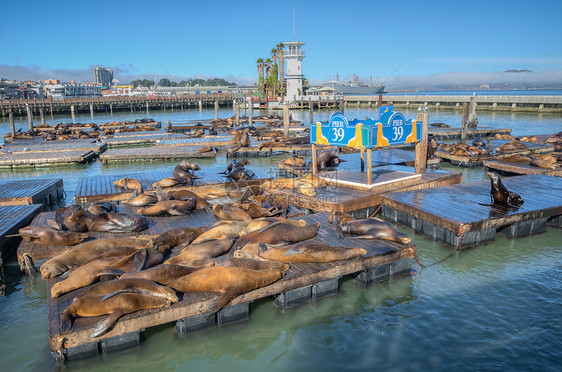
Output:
[
  {"xmin": 99, "ymin": 289, "xmax": 135, "ymax": 302},
  {"xmin": 47, "ymin": 219, "xmax": 62, "ymax": 230},
  {"xmin": 96, "ymin": 267, "xmax": 126, "ymax": 279},
  {"xmin": 284, "ymin": 245, "xmax": 306, "ymax": 256},
  {"xmin": 203, "ymin": 291, "xmax": 231, "ymax": 317},
  {"xmin": 90, "ymin": 312, "xmax": 123, "ymax": 339},
  {"xmin": 134, "ymin": 248, "xmax": 149, "ymax": 272},
  {"xmin": 335, "ymin": 226, "xmax": 345, "ymax": 239}
]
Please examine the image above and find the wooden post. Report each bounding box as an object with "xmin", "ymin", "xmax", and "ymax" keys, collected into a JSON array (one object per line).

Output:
[
  {"xmin": 311, "ymin": 143, "xmax": 318, "ymax": 177},
  {"xmin": 366, "ymin": 148, "xmax": 372, "ymax": 185},
  {"xmin": 39, "ymin": 107, "xmax": 46, "ymax": 125},
  {"xmin": 9, "ymin": 111, "xmax": 15, "ymax": 138},
  {"xmin": 378, "ymin": 93, "xmax": 383, "ymax": 107},
  {"xmin": 248, "ymin": 100, "xmax": 253, "ymax": 127},
  {"xmin": 339, "ymin": 99, "xmax": 344, "ymax": 114},
  {"xmin": 50, "ymin": 105, "xmax": 54, "ymax": 121},
  {"xmin": 110, "ymin": 103, "xmax": 113, "ymax": 115},
  {"xmin": 460, "ymin": 102, "xmax": 469, "ymax": 143},
  {"xmin": 26, "ymin": 104, "xmax": 33, "ymax": 130},
  {"xmin": 234, "ymin": 103, "xmax": 240, "ymax": 127},
  {"xmin": 199, "ymin": 100, "xmax": 203, "ymax": 110},
  {"xmin": 469, "ymin": 95, "xmax": 477, "ymax": 124},
  {"xmin": 309, "ymin": 102, "xmax": 314, "ymax": 124},
  {"xmin": 90, "ymin": 104, "xmax": 94, "ymax": 119},
  {"xmin": 146, "ymin": 102, "xmax": 149, "ymax": 115},
  {"xmin": 415, "ymin": 112, "xmax": 429, "ymax": 174},
  {"xmin": 71, "ymin": 104, "xmax": 76, "ymax": 122},
  {"xmin": 214, "ymin": 101, "xmax": 219, "ymax": 120},
  {"xmin": 283, "ymin": 104, "xmax": 289, "ymax": 137},
  {"xmin": 360, "ymin": 147, "xmax": 365, "ymax": 172}
]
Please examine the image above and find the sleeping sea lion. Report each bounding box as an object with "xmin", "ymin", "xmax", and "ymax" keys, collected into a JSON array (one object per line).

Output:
[
  {"xmin": 165, "ymin": 236, "xmax": 236, "ymax": 264},
  {"xmin": 8, "ymin": 226, "xmax": 88, "ymax": 246},
  {"xmin": 65, "ymin": 208, "xmax": 149, "ymax": 233},
  {"xmin": 191, "ymin": 220, "xmax": 250, "ymax": 243},
  {"xmin": 234, "ymin": 242, "xmax": 367, "ymax": 263},
  {"xmin": 152, "ymin": 226, "xmax": 207, "ymax": 249},
  {"xmin": 231, "ymin": 222, "xmax": 320, "ymax": 251},
  {"xmin": 485, "ymin": 171, "xmax": 524, "ymax": 208},
  {"xmin": 330, "ymin": 211, "xmax": 411, "ymax": 244},
  {"xmin": 197, "ymin": 144, "xmax": 217, "ymax": 153},
  {"xmin": 136, "ymin": 198, "xmax": 197, "ymax": 216},
  {"xmin": 152, "ymin": 177, "xmax": 193, "ymax": 189},
  {"xmin": 121, "ymin": 190, "xmax": 158, "ymax": 206},
  {"xmin": 212, "ymin": 204, "xmax": 253, "ymax": 221},
  {"xmin": 529, "ymin": 157, "xmax": 557, "ymax": 170},
  {"xmin": 79, "ymin": 278, "xmax": 179, "ymax": 303},
  {"xmin": 169, "ymin": 189, "xmax": 211, "ymax": 210},
  {"xmin": 113, "ymin": 178, "xmax": 143, "ymax": 192},
  {"xmin": 169, "ymin": 266, "xmax": 283, "ymax": 317},
  {"xmin": 281, "ymin": 156, "xmax": 306, "ymax": 167},
  {"xmin": 61, "ymin": 292, "xmax": 172, "ymax": 338},
  {"xmin": 40, "ymin": 237, "xmax": 155, "ymax": 279},
  {"xmin": 118, "ymin": 264, "xmax": 208, "ymax": 286},
  {"xmin": 237, "ymin": 202, "xmax": 282, "ymax": 219},
  {"xmin": 238, "ymin": 218, "xmax": 306, "ymax": 236},
  {"xmin": 88, "ymin": 202, "xmax": 118, "ymax": 215}
]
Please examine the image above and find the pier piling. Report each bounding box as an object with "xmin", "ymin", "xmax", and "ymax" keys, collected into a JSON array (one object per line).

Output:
[
  {"xmin": 309, "ymin": 102, "xmax": 314, "ymax": 124},
  {"xmin": 415, "ymin": 112, "xmax": 429, "ymax": 173},
  {"xmin": 71, "ymin": 105, "xmax": 76, "ymax": 122},
  {"xmin": 248, "ymin": 100, "xmax": 253, "ymax": 126},
  {"xmin": 39, "ymin": 107, "xmax": 46, "ymax": 125},
  {"xmin": 214, "ymin": 101, "xmax": 219, "ymax": 120},
  {"xmin": 9, "ymin": 111, "xmax": 15, "ymax": 138},
  {"xmin": 25, "ymin": 104, "xmax": 33, "ymax": 131},
  {"xmin": 283, "ymin": 104, "xmax": 290, "ymax": 137},
  {"xmin": 461, "ymin": 103, "xmax": 469, "ymax": 143}
]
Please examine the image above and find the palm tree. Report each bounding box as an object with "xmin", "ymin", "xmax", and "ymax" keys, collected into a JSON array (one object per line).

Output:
[
  {"xmin": 276, "ymin": 42, "xmax": 285, "ymax": 99},
  {"xmin": 264, "ymin": 58, "xmax": 272, "ymax": 99},
  {"xmin": 256, "ymin": 58, "xmax": 264, "ymax": 98}
]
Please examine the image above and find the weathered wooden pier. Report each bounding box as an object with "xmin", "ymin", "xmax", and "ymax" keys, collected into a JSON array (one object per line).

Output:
[
  {"xmin": 428, "ymin": 126, "xmax": 512, "ymax": 140},
  {"xmin": 380, "ymin": 174, "xmax": 562, "ymax": 248},
  {"xmin": 98, "ymin": 145, "xmax": 217, "ymax": 164},
  {"xmin": 484, "ymin": 161, "xmax": 562, "ymax": 177},
  {"xmin": 0, "ymin": 205, "xmax": 44, "ymax": 267},
  {"xmin": 0, "ymin": 178, "xmax": 64, "ymax": 206}
]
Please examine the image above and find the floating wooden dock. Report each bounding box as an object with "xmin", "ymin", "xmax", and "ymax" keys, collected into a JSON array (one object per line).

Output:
[
  {"xmin": 98, "ymin": 121, "xmax": 161, "ymax": 130},
  {"xmin": 0, "ymin": 205, "xmax": 43, "ymax": 265},
  {"xmin": 278, "ymin": 166, "xmax": 463, "ymax": 215},
  {"xmin": 0, "ymin": 150, "xmax": 96, "ymax": 168},
  {"xmin": 2, "ymin": 139, "xmax": 106, "ymax": 154},
  {"xmin": 154, "ymin": 136, "xmax": 234, "ymax": 147},
  {"xmin": 0, "ymin": 178, "xmax": 64, "ymax": 206},
  {"xmin": 437, "ymin": 140, "xmax": 555, "ymax": 167},
  {"xmin": 98, "ymin": 145, "xmax": 217, "ymax": 164},
  {"xmin": 227, "ymin": 144, "xmax": 321, "ymax": 158},
  {"xmin": 380, "ymin": 174, "xmax": 562, "ymax": 248},
  {"xmin": 46, "ymin": 211, "xmax": 413, "ymax": 360},
  {"xmin": 74, "ymin": 166, "xmax": 271, "ymax": 204},
  {"xmin": 100, "ymin": 133, "xmax": 188, "ymax": 147},
  {"xmin": 484, "ymin": 161, "xmax": 562, "ymax": 177},
  {"xmin": 428, "ymin": 126, "xmax": 511, "ymax": 139}
]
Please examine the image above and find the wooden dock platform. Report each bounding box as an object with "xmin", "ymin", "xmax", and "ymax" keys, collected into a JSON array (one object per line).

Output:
[
  {"xmin": 437, "ymin": 140, "xmax": 555, "ymax": 167},
  {"xmin": 428, "ymin": 126, "xmax": 512, "ymax": 139},
  {"xmin": 46, "ymin": 211, "xmax": 413, "ymax": 359},
  {"xmin": 0, "ymin": 205, "xmax": 43, "ymax": 264},
  {"xmin": 98, "ymin": 145, "xmax": 217, "ymax": 164},
  {"xmin": 0, "ymin": 150, "xmax": 96, "ymax": 168},
  {"xmin": 3, "ymin": 139, "xmax": 106, "ymax": 154},
  {"xmin": 227, "ymin": 144, "xmax": 322, "ymax": 158},
  {"xmin": 74, "ymin": 166, "xmax": 272, "ymax": 204},
  {"xmin": 154, "ymin": 136, "xmax": 234, "ymax": 147},
  {"xmin": 484, "ymin": 161, "xmax": 562, "ymax": 177},
  {"xmin": 380, "ymin": 174, "xmax": 562, "ymax": 248},
  {"xmin": 0, "ymin": 178, "xmax": 64, "ymax": 206},
  {"xmin": 100, "ymin": 133, "xmax": 188, "ymax": 147},
  {"xmin": 98, "ymin": 120, "xmax": 161, "ymax": 130},
  {"xmin": 278, "ymin": 166, "xmax": 463, "ymax": 215}
]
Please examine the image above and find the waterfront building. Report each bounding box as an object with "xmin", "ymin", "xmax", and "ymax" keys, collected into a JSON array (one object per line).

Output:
[
  {"xmin": 284, "ymin": 41, "xmax": 305, "ymax": 102},
  {"xmin": 94, "ymin": 68, "xmax": 114, "ymax": 88},
  {"xmin": 44, "ymin": 83, "xmax": 102, "ymax": 98}
]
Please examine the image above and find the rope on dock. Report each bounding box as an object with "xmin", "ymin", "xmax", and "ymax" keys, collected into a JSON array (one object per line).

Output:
[
  {"xmin": 19, "ymin": 253, "xmax": 38, "ymax": 275},
  {"xmin": 415, "ymin": 224, "xmax": 466, "ymax": 270}
]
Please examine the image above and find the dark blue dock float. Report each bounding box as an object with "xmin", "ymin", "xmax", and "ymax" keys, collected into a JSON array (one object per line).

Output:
[
  {"xmin": 380, "ymin": 174, "xmax": 562, "ymax": 248},
  {"xmin": 0, "ymin": 205, "xmax": 43, "ymax": 266}
]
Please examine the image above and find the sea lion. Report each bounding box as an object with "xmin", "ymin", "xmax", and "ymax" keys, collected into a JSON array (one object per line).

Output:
[
  {"xmin": 165, "ymin": 236, "xmax": 236, "ymax": 264},
  {"xmin": 258, "ymin": 141, "xmax": 280, "ymax": 150},
  {"xmin": 212, "ymin": 204, "xmax": 253, "ymax": 221},
  {"xmin": 330, "ymin": 211, "xmax": 411, "ymax": 244},
  {"xmin": 237, "ymin": 202, "xmax": 282, "ymax": 219},
  {"xmin": 472, "ymin": 137, "xmax": 485, "ymax": 148},
  {"xmin": 51, "ymin": 248, "xmax": 167, "ymax": 298},
  {"xmin": 169, "ymin": 266, "xmax": 283, "ymax": 317},
  {"xmin": 87, "ymin": 202, "xmax": 118, "ymax": 215},
  {"xmin": 498, "ymin": 154, "xmax": 531, "ymax": 164},
  {"xmin": 219, "ymin": 159, "xmax": 239, "ymax": 175},
  {"xmin": 8, "ymin": 226, "xmax": 88, "ymax": 246},
  {"xmin": 240, "ymin": 127, "xmax": 251, "ymax": 147},
  {"xmin": 52, "ymin": 205, "xmax": 83, "ymax": 230},
  {"xmin": 152, "ymin": 226, "xmax": 207, "ymax": 249},
  {"xmin": 40, "ymin": 237, "xmax": 154, "ymax": 279},
  {"xmin": 283, "ymin": 136, "xmax": 309, "ymax": 145},
  {"xmin": 113, "ymin": 178, "xmax": 143, "ymax": 192},
  {"xmin": 191, "ymin": 220, "xmax": 250, "ymax": 243},
  {"xmin": 532, "ymin": 154, "xmax": 557, "ymax": 164},
  {"xmin": 61, "ymin": 292, "xmax": 172, "ymax": 338},
  {"xmin": 281, "ymin": 156, "xmax": 306, "ymax": 167},
  {"xmin": 121, "ymin": 190, "xmax": 158, "ymax": 207},
  {"xmin": 227, "ymin": 167, "xmax": 253, "ymax": 181},
  {"xmin": 232, "ymin": 222, "xmax": 320, "ymax": 251},
  {"xmin": 485, "ymin": 171, "xmax": 524, "ymax": 208},
  {"xmin": 79, "ymin": 278, "xmax": 179, "ymax": 303},
  {"xmin": 197, "ymin": 144, "xmax": 217, "ymax": 153},
  {"xmin": 430, "ymin": 123, "xmax": 450, "ymax": 128},
  {"xmin": 238, "ymin": 217, "xmax": 306, "ymax": 236},
  {"xmin": 137, "ymin": 198, "xmax": 197, "ymax": 216},
  {"xmin": 118, "ymin": 264, "xmax": 208, "ymax": 286},
  {"xmin": 169, "ymin": 190, "xmax": 211, "ymax": 210},
  {"xmin": 228, "ymin": 130, "xmax": 243, "ymax": 151},
  {"xmin": 530, "ymin": 157, "xmax": 557, "ymax": 169},
  {"xmin": 173, "ymin": 160, "xmax": 201, "ymax": 179},
  {"xmin": 234, "ymin": 241, "xmax": 367, "ymax": 263},
  {"xmin": 317, "ymin": 149, "xmax": 345, "ymax": 169},
  {"xmin": 65, "ymin": 207, "xmax": 149, "ymax": 233},
  {"xmin": 152, "ymin": 177, "xmax": 193, "ymax": 189}
]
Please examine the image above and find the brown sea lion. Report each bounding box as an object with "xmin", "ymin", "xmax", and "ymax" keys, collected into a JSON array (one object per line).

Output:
[
  {"xmin": 173, "ymin": 160, "xmax": 201, "ymax": 179},
  {"xmin": 232, "ymin": 222, "xmax": 321, "ymax": 250},
  {"xmin": 317, "ymin": 149, "xmax": 346, "ymax": 169},
  {"xmin": 118, "ymin": 264, "xmax": 208, "ymax": 286},
  {"xmin": 65, "ymin": 208, "xmax": 149, "ymax": 233},
  {"xmin": 87, "ymin": 202, "xmax": 118, "ymax": 215},
  {"xmin": 191, "ymin": 220, "xmax": 250, "ymax": 243},
  {"xmin": 152, "ymin": 226, "xmax": 207, "ymax": 249},
  {"xmin": 485, "ymin": 171, "xmax": 524, "ymax": 208},
  {"xmin": 281, "ymin": 156, "xmax": 306, "ymax": 167},
  {"xmin": 169, "ymin": 189, "xmax": 211, "ymax": 209},
  {"xmin": 218, "ymin": 159, "xmax": 239, "ymax": 175},
  {"xmin": 40, "ymin": 237, "xmax": 154, "ymax": 279},
  {"xmin": 235, "ymin": 242, "xmax": 367, "ymax": 263},
  {"xmin": 113, "ymin": 178, "xmax": 143, "ymax": 192},
  {"xmin": 169, "ymin": 266, "xmax": 283, "ymax": 317},
  {"xmin": 51, "ymin": 248, "xmax": 166, "ymax": 298},
  {"xmin": 165, "ymin": 236, "xmax": 236, "ymax": 264},
  {"xmin": 8, "ymin": 226, "xmax": 88, "ymax": 246},
  {"xmin": 61, "ymin": 292, "xmax": 172, "ymax": 338},
  {"xmin": 227, "ymin": 167, "xmax": 253, "ymax": 181},
  {"xmin": 137, "ymin": 198, "xmax": 196, "ymax": 216},
  {"xmin": 237, "ymin": 202, "xmax": 282, "ymax": 219},
  {"xmin": 238, "ymin": 218, "xmax": 306, "ymax": 236},
  {"xmin": 212, "ymin": 204, "xmax": 253, "ymax": 221},
  {"xmin": 240, "ymin": 127, "xmax": 251, "ymax": 147},
  {"xmin": 258, "ymin": 141, "xmax": 280, "ymax": 150},
  {"xmin": 430, "ymin": 122, "xmax": 450, "ymax": 128},
  {"xmin": 197, "ymin": 144, "xmax": 217, "ymax": 153},
  {"xmin": 228, "ymin": 130, "xmax": 243, "ymax": 151},
  {"xmin": 530, "ymin": 157, "xmax": 557, "ymax": 169},
  {"xmin": 498, "ymin": 154, "xmax": 531, "ymax": 164},
  {"xmin": 52, "ymin": 205, "xmax": 83, "ymax": 230},
  {"xmin": 121, "ymin": 190, "xmax": 158, "ymax": 207},
  {"xmin": 330, "ymin": 211, "xmax": 411, "ymax": 244},
  {"xmin": 152, "ymin": 177, "xmax": 193, "ymax": 189},
  {"xmin": 532, "ymin": 154, "xmax": 557, "ymax": 164},
  {"xmin": 79, "ymin": 278, "xmax": 179, "ymax": 303}
]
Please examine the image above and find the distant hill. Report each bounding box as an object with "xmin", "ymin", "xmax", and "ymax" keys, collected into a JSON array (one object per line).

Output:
[{"xmin": 504, "ymin": 69, "xmax": 534, "ymax": 73}]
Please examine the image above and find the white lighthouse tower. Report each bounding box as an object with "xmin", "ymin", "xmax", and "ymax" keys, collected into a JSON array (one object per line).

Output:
[{"xmin": 284, "ymin": 41, "xmax": 305, "ymax": 102}]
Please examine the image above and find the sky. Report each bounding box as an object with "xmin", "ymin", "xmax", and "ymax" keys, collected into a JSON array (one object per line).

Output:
[{"xmin": 2, "ymin": 0, "xmax": 562, "ymax": 89}]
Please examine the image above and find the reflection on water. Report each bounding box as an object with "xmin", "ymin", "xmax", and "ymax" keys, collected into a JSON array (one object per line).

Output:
[{"xmin": 0, "ymin": 108, "xmax": 561, "ymax": 370}]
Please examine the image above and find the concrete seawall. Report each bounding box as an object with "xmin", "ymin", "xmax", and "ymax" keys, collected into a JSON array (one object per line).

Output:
[{"xmin": 344, "ymin": 95, "xmax": 562, "ymax": 113}]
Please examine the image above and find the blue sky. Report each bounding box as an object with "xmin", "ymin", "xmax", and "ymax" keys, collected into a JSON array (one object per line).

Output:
[{"xmin": 2, "ymin": 0, "xmax": 561, "ymax": 88}]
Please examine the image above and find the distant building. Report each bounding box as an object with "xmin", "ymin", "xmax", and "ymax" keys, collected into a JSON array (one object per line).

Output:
[
  {"xmin": 94, "ymin": 68, "xmax": 114, "ymax": 88},
  {"xmin": 284, "ymin": 41, "xmax": 305, "ymax": 101},
  {"xmin": 44, "ymin": 84, "xmax": 102, "ymax": 98},
  {"xmin": 44, "ymin": 79, "xmax": 60, "ymax": 85}
]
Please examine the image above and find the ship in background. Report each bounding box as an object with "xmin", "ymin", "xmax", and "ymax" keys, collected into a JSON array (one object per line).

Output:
[{"xmin": 322, "ymin": 73, "xmax": 385, "ymax": 95}]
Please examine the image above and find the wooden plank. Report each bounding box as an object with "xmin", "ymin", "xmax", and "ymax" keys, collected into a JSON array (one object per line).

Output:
[
  {"xmin": 0, "ymin": 204, "xmax": 43, "ymax": 260},
  {"xmin": 0, "ymin": 178, "xmax": 64, "ymax": 205},
  {"xmin": 428, "ymin": 126, "xmax": 512, "ymax": 139},
  {"xmin": 484, "ymin": 161, "xmax": 562, "ymax": 177},
  {"xmin": 0, "ymin": 150, "xmax": 94, "ymax": 168},
  {"xmin": 99, "ymin": 146, "xmax": 217, "ymax": 163}
]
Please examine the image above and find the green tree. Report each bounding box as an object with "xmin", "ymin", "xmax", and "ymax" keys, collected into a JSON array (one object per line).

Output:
[
  {"xmin": 256, "ymin": 58, "xmax": 265, "ymax": 98},
  {"xmin": 158, "ymin": 78, "xmax": 172, "ymax": 87}
]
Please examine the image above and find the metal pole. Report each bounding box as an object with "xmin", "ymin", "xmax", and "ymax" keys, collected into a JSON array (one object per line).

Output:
[
  {"xmin": 367, "ymin": 148, "xmax": 372, "ymax": 185},
  {"xmin": 248, "ymin": 99, "xmax": 253, "ymax": 127},
  {"xmin": 461, "ymin": 103, "xmax": 469, "ymax": 143},
  {"xmin": 214, "ymin": 100, "xmax": 219, "ymax": 120}
]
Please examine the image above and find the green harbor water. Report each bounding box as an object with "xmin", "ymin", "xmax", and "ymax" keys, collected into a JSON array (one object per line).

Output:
[{"xmin": 0, "ymin": 107, "xmax": 560, "ymax": 371}]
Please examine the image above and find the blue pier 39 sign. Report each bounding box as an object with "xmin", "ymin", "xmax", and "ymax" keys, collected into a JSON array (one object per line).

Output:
[{"xmin": 310, "ymin": 106, "xmax": 421, "ymax": 148}]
